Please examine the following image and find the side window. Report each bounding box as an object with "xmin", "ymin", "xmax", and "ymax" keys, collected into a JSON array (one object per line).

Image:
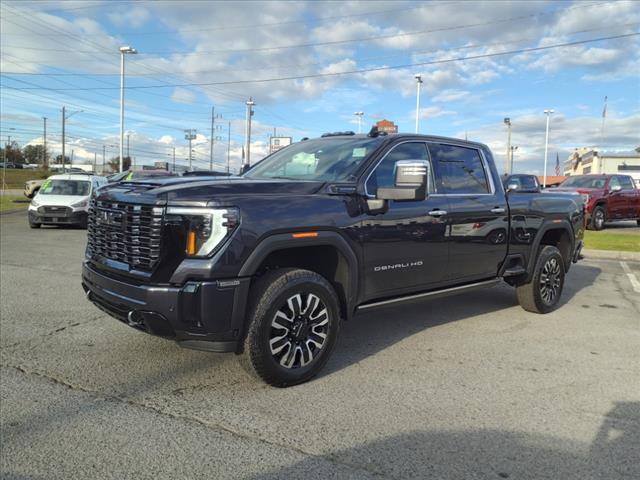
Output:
[
  {"xmin": 366, "ymin": 142, "xmax": 430, "ymax": 196},
  {"xmin": 609, "ymin": 176, "xmax": 621, "ymax": 190},
  {"xmin": 429, "ymin": 144, "xmax": 490, "ymax": 194},
  {"xmin": 619, "ymin": 176, "xmax": 635, "ymax": 190}
]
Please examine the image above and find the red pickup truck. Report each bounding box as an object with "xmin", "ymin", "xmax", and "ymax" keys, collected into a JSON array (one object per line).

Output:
[{"xmin": 554, "ymin": 174, "xmax": 640, "ymax": 230}]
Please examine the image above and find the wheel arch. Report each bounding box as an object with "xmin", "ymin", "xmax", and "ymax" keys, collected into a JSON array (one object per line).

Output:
[
  {"xmin": 239, "ymin": 232, "xmax": 359, "ymax": 321},
  {"xmin": 525, "ymin": 221, "xmax": 574, "ymax": 282}
]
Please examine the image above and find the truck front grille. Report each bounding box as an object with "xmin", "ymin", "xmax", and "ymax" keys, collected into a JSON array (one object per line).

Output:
[{"xmin": 87, "ymin": 200, "xmax": 164, "ymax": 272}]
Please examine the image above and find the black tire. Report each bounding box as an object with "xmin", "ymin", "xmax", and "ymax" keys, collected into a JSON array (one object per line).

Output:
[
  {"xmin": 589, "ymin": 205, "xmax": 606, "ymax": 231},
  {"xmin": 516, "ymin": 245, "xmax": 565, "ymax": 314},
  {"xmin": 29, "ymin": 221, "xmax": 41, "ymax": 229},
  {"xmin": 637, "ymin": 219, "xmax": 640, "ymax": 227},
  {"xmin": 240, "ymin": 268, "xmax": 341, "ymax": 387}
]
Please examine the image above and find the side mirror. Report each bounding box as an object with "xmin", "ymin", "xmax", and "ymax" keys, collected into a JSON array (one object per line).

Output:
[
  {"xmin": 610, "ymin": 185, "xmax": 622, "ymax": 192},
  {"xmin": 506, "ymin": 183, "xmax": 519, "ymax": 192},
  {"xmin": 377, "ymin": 160, "xmax": 430, "ymax": 202}
]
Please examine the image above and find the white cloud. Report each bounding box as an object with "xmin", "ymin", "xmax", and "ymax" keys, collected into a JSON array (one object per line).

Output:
[
  {"xmin": 107, "ymin": 5, "xmax": 151, "ymax": 28},
  {"xmin": 171, "ymin": 88, "xmax": 197, "ymax": 104},
  {"xmin": 418, "ymin": 106, "xmax": 456, "ymax": 119},
  {"xmin": 432, "ymin": 89, "xmax": 471, "ymax": 103}
]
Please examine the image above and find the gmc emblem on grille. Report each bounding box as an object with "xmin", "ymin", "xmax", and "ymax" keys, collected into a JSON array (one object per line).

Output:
[{"xmin": 97, "ymin": 211, "xmax": 123, "ymax": 226}]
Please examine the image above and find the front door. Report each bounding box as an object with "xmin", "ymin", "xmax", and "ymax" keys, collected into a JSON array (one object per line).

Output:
[
  {"xmin": 607, "ymin": 176, "xmax": 626, "ymax": 219},
  {"xmin": 428, "ymin": 142, "xmax": 508, "ymax": 282},
  {"xmin": 360, "ymin": 142, "xmax": 449, "ymax": 300}
]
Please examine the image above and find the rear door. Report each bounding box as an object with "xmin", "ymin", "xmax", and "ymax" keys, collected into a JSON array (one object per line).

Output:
[
  {"xmin": 428, "ymin": 142, "xmax": 508, "ymax": 283},
  {"xmin": 361, "ymin": 141, "xmax": 449, "ymax": 299}
]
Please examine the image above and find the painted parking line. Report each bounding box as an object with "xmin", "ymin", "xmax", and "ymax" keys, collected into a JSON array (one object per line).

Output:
[{"xmin": 620, "ymin": 261, "xmax": 640, "ymax": 293}]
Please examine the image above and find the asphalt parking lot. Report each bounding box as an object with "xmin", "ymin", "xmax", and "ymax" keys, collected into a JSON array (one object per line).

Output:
[{"xmin": 1, "ymin": 212, "xmax": 639, "ymax": 480}]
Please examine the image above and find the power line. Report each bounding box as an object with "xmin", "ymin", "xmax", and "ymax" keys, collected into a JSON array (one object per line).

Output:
[{"xmin": 6, "ymin": 33, "xmax": 637, "ymax": 91}]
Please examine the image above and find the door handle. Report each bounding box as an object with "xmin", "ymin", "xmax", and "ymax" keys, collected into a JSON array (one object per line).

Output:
[
  {"xmin": 428, "ymin": 209, "xmax": 447, "ymax": 217},
  {"xmin": 490, "ymin": 207, "xmax": 506, "ymax": 214}
]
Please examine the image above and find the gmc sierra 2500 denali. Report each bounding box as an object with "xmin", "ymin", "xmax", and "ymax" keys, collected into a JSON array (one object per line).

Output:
[{"xmin": 82, "ymin": 131, "xmax": 584, "ymax": 387}]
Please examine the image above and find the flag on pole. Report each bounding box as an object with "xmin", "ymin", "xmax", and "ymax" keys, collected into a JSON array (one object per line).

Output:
[
  {"xmin": 602, "ymin": 96, "xmax": 607, "ymax": 118},
  {"xmin": 555, "ymin": 152, "xmax": 560, "ymax": 176}
]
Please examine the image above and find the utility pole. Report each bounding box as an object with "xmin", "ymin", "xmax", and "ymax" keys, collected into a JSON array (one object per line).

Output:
[
  {"xmin": 543, "ymin": 109, "xmax": 554, "ymax": 188},
  {"xmin": 184, "ymin": 129, "xmax": 196, "ymax": 170},
  {"xmin": 414, "ymin": 74, "xmax": 423, "ymax": 133},
  {"xmin": 102, "ymin": 145, "xmax": 106, "ymax": 174},
  {"xmin": 227, "ymin": 120, "xmax": 231, "ymax": 174},
  {"xmin": 504, "ymin": 117, "xmax": 512, "ymax": 174},
  {"xmin": 61, "ymin": 106, "xmax": 65, "ymax": 172},
  {"xmin": 172, "ymin": 147, "xmax": 176, "ymax": 172},
  {"xmin": 210, "ymin": 106, "xmax": 215, "ymax": 171},
  {"xmin": 244, "ymin": 97, "xmax": 255, "ymax": 170},
  {"xmin": 126, "ymin": 133, "xmax": 130, "ymax": 159},
  {"xmin": 94, "ymin": 152, "xmax": 97, "ymax": 173},
  {"xmin": 42, "ymin": 117, "xmax": 48, "ymax": 168}
]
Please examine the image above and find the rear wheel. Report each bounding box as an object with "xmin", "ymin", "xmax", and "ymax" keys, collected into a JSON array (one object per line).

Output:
[
  {"xmin": 517, "ymin": 245, "xmax": 565, "ymax": 314},
  {"xmin": 589, "ymin": 205, "xmax": 606, "ymax": 230},
  {"xmin": 240, "ymin": 268, "xmax": 341, "ymax": 387}
]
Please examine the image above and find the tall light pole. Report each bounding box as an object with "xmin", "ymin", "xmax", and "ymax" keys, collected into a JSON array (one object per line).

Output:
[
  {"xmin": 244, "ymin": 97, "xmax": 255, "ymax": 171},
  {"xmin": 61, "ymin": 106, "xmax": 82, "ymax": 172},
  {"xmin": 414, "ymin": 74, "xmax": 423, "ymax": 133},
  {"xmin": 543, "ymin": 109, "xmax": 554, "ymax": 188},
  {"xmin": 503, "ymin": 117, "xmax": 512, "ymax": 175},
  {"xmin": 119, "ymin": 45, "xmax": 137, "ymax": 173},
  {"xmin": 227, "ymin": 120, "xmax": 231, "ymax": 174},
  {"xmin": 42, "ymin": 117, "xmax": 47, "ymax": 168},
  {"xmin": 184, "ymin": 129, "xmax": 197, "ymax": 170},
  {"xmin": 354, "ymin": 111, "xmax": 364, "ymax": 134}
]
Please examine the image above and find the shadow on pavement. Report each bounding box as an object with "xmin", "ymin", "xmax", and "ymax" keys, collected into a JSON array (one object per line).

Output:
[{"xmin": 248, "ymin": 402, "xmax": 639, "ymax": 479}]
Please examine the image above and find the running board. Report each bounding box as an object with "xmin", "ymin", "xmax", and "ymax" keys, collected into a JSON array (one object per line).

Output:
[{"xmin": 357, "ymin": 278, "xmax": 501, "ymax": 311}]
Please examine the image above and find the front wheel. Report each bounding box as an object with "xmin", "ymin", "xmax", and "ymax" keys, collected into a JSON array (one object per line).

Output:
[
  {"xmin": 240, "ymin": 268, "xmax": 341, "ymax": 387},
  {"xmin": 516, "ymin": 245, "xmax": 565, "ymax": 314},
  {"xmin": 29, "ymin": 220, "xmax": 41, "ymax": 229},
  {"xmin": 589, "ymin": 205, "xmax": 606, "ymax": 230}
]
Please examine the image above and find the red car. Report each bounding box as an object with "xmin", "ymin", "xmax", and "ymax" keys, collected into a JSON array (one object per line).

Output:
[{"xmin": 554, "ymin": 174, "xmax": 640, "ymax": 230}]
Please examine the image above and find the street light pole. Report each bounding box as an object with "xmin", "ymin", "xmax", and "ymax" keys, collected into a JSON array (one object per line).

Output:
[
  {"xmin": 42, "ymin": 117, "xmax": 47, "ymax": 168},
  {"xmin": 503, "ymin": 117, "xmax": 512, "ymax": 175},
  {"xmin": 119, "ymin": 45, "xmax": 137, "ymax": 173},
  {"xmin": 543, "ymin": 109, "xmax": 554, "ymax": 188},
  {"xmin": 184, "ymin": 129, "xmax": 197, "ymax": 170},
  {"xmin": 227, "ymin": 120, "xmax": 231, "ymax": 175},
  {"xmin": 414, "ymin": 74, "xmax": 423, "ymax": 133},
  {"xmin": 61, "ymin": 107, "xmax": 82, "ymax": 172},
  {"xmin": 353, "ymin": 111, "xmax": 364, "ymax": 134},
  {"xmin": 244, "ymin": 97, "xmax": 255, "ymax": 171}
]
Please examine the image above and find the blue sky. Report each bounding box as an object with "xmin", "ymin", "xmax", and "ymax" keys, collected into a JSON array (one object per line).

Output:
[{"xmin": 1, "ymin": 0, "xmax": 639, "ymax": 174}]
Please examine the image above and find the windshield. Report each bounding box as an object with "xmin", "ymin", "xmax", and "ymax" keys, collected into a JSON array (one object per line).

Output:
[
  {"xmin": 560, "ymin": 176, "xmax": 607, "ymax": 189},
  {"xmin": 39, "ymin": 179, "xmax": 91, "ymax": 196},
  {"xmin": 244, "ymin": 137, "xmax": 386, "ymax": 181}
]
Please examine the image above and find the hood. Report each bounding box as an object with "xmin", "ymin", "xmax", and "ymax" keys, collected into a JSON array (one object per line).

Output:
[
  {"xmin": 34, "ymin": 194, "xmax": 88, "ymax": 206},
  {"xmin": 96, "ymin": 176, "xmax": 327, "ymax": 205},
  {"xmin": 552, "ymin": 187, "xmax": 605, "ymax": 195}
]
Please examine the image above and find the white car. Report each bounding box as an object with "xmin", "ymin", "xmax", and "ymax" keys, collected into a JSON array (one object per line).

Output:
[{"xmin": 28, "ymin": 173, "xmax": 108, "ymax": 228}]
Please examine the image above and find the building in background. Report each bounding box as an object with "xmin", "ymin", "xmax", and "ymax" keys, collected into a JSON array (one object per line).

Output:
[
  {"xmin": 269, "ymin": 136, "xmax": 292, "ymax": 154},
  {"xmin": 537, "ymin": 175, "xmax": 566, "ymax": 187},
  {"xmin": 375, "ymin": 119, "xmax": 398, "ymax": 134},
  {"xmin": 564, "ymin": 147, "xmax": 640, "ymax": 186}
]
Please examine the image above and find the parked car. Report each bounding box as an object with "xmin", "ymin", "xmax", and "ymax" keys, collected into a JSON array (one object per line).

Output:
[
  {"xmin": 107, "ymin": 169, "xmax": 174, "ymax": 183},
  {"xmin": 502, "ymin": 174, "xmax": 541, "ymax": 192},
  {"xmin": 24, "ymin": 179, "xmax": 45, "ymax": 199},
  {"xmin": 0, "ymin": 162, "xmax": 23, "ymax": 169},
  {"xmin": 28, "ymin": 174, "xmax": 108, "ymax": 228},
  {"xmin": 554, "ymin": 174, "xmax": 640, "ymax": 230},
  {"xmin": 82, "ymin": 132, "xmax": 584, "ymax": 387}
]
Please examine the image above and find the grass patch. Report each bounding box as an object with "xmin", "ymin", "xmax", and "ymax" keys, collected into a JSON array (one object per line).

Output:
[
  {"xmin": 1, "ymin": 169, "xmax": 52, "ymax": 188},
  {"xmin": 584, "ymin": 231, "xmax": 640, "ymax": 252},
  {"xmin": 0, "ymin": 195, "xmax": 29, "ymax": 212}
]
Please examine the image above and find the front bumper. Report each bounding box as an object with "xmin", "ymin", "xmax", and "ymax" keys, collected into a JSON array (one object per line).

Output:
[
  {"xmin": 81, "ymin": 261, "xmax": 250, "ymax": 352},
  {"xmin": 29, "ymin": 209, "xmax": 87, "ymax": 225}
]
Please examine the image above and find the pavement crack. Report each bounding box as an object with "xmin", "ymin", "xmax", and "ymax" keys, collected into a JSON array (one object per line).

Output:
[
  {"xmin": 2, "ymin": 315, "xmax": 104, "ymax": 350},
  {"xmin": 2, "ymin": 364, "xmax": 388, "ymax": 479}
]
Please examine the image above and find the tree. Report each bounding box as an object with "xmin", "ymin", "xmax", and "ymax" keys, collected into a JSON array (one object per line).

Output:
[
  {"xmin": 106, "ymin": 156, "xmax": 131, "ymax": 173},
  {"xmin": 23, "ymin": 144, "xmax": 48, "ymax": 165},
  {"xmin": 1, "ymin": 141, "xmax": 25, "ymax": 163}
]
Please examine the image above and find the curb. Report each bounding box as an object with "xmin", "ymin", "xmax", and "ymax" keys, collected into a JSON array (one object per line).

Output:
[
  {"xmin": 0, "ymin": 208, "xmax": 27, "ymax": 216},
  {"xmin": 582, "ymin": 248, "xmax": 640, "ymax": 262}
]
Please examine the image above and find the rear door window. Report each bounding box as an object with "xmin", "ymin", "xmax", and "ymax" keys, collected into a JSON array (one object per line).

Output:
[{"xmin": 429, "ymin": 144, "xmax": 490, "ymax": 194}]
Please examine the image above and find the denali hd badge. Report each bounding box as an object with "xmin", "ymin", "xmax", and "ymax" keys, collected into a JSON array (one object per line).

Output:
[{"xmin": 374, "ymin": 261, "xmax": 423, "ymax": 272}]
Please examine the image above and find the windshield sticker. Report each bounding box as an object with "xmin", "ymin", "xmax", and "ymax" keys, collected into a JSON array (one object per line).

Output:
[
  {"xmin": 126, "ymin": 171, "xmax": 134, "ymax": 180},
  {"xmin": 41, "ymin": 179, "xmax": 52, "ymax": 193},
  {"xmin": 352, "ymin": 148, "xmax": 367, "ymax": 158}
]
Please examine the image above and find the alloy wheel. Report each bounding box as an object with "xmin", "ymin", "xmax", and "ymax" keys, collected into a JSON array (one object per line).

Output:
[
  {"xmin": 539, "ymin": 257, "xmax": 562, "ymax": 305},
  {"xmin": 269, "ymin": 293, "xmax": 329, "ymax": 369},
  {"xmin": 595, "ymin": 210, "xmax": 605, "ymax": 229}
]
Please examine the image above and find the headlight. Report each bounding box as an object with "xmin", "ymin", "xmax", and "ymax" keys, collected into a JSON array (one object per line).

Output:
[
  {"xmin": 166, "ymin": 206, "xmax": 239, "ymax": 258},
  {"xmin": 30, "ymin": 199, "xmax": 40, "ymax": 207},
  {"xmin": 71, "ymin": 199, "xmax": 88, "ymax": 208}
]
